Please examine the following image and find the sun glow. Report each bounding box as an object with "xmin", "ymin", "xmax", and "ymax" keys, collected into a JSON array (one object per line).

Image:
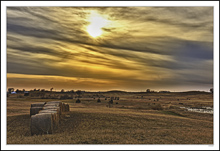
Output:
[{"xmin": 87, "ymin": 11, "xmax": 109, "ymax": 38}]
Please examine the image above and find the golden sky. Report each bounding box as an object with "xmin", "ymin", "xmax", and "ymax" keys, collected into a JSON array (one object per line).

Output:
[{"xmin": 7, "ymin": 7, "xmax": 213, "ymax": 92}]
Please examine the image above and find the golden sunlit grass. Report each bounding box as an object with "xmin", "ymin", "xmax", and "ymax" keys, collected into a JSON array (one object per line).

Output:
[{"xmin": 7, "ymin": 92, "xmax": 213, "ymax": 144}]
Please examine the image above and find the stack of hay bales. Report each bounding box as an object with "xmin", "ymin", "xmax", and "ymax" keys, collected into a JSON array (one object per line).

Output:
[{"xmin": 30, "ymin": 101, "xmax": 69, "ymax": 135}]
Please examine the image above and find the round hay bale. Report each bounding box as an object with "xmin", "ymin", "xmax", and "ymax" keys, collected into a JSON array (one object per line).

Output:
[
  {"xmin": 46, "ymin": 101, "xmax": 62, "ymax": 108},
  {"xmin": 44, "ymin": 104, "xmax": 59, "ymax": 107},
  {"xmin": 109, "ymin": 99, "xmax": 113, "ymax": 104},
  {"xmin": 43, "ymin": 106, "xmax": 61, "ymax": 115},
  {"xmin": 31, "ymin": 102, "xmax": 46, "ymax": 108},
  {"xmin": 66, "ymin": 104, "xmax": 69, "ymax": 112},
  {"xmin": 30, "ymin": 107, "xmax": 43, "ymax": 116},
  {"xmin": 44, "ymin": 103, "xmax": 62, "ymax": 113},
  {"xmin": 62, "ymin": 103, "xmax": 65, "ymax": 112},
  {"xmin": 44, "ymin": 104, "xmax": 61, "ymax": 112},
  {"xmin": 62, "ymin": 103, "xmax": 70, "ymax": 112},
  {"xmin": 30, "ymin": 114, "xmax": 53, "ymax": 135},
  {"xmin": 76, "ymin": 99, "xmax": 81, "ymax": 103},
  {"xmin": 97, "ymin": 98, "xmax": 101, "ymax": 103},
  {"xmin": 38, "ymin": 111, "xmax": 59, "ymax": 129},
  {"xmin": 47, "ymin": 101, "xmax": 62, "ymax": 104}
]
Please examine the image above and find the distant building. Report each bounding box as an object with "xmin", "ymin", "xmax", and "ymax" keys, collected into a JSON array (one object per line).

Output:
[
  {"xmin": 24, "ymin": 91, "xmax": 29, "ymax": 96},
  {"xmin": 8, "ymin": 88, "xmax": 14, "ymax": 94}
]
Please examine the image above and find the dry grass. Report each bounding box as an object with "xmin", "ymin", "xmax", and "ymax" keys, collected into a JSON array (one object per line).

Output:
[{"xmin": 7, "ymin": 92, "xmax": 213, "ymax": 144}]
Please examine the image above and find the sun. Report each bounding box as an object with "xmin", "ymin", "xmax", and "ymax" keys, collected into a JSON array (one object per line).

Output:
[{"xmin": 86, "ymin": 11, "xmax": 109, "ymax": 38}]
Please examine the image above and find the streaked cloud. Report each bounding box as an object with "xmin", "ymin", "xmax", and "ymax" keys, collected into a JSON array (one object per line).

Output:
[{"xmin": 7, "ymin": 7, "xmax": 213, "ymax": 91}]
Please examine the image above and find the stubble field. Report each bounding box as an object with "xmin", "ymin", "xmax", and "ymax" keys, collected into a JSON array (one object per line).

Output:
[{"xmin": 7, "ymin": 91, "xmax": 213, "ymax": 144}]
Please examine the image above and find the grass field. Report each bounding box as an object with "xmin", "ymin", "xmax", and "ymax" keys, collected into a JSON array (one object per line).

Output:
[{"xmin": 7, "ymin": 91, "xmax": 213, "ymax": 144}]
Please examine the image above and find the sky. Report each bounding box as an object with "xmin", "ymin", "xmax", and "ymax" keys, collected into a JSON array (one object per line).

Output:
[{"xmin": 6, "ymin": 7, "xmax": 213, "ymax": 92}]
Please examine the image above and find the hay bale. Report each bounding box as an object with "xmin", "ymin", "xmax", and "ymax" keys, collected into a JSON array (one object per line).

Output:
[
  {"xmin": 30, "ymin": 114, "xmax": 53, "ymax": 135},
  {"xmin": 46, "ymin": 101, "xmax": 62, "ymax": 107},
  {"xmin": 76, "ymin": 99, "xmax": 81, "ymax": 103},
  {"xmin": 43, "ymin": 106, "xmax": 61, "ymax": 115},
  {"xmin": 109, "ymin": 99, "xmax": 113, "ymax": 104},
  {"xmin": 31, "ymin": 102, "xmax": 46, "ymax": 108},
  {"xmin": 42, "ymin": 107, "xmax": 59, "ymax": 113},
  {"xmin": 47, "ymin": 101, "xmax": 62, "ymax": 104},
  {"xmin": 44, "ymin": 103, "xmax": 62, "ymax": 113},
  {"xmin": 30, "ymin": 107, "xmax": 43, "ymax": 116},
  {"xmin": 65, "ymin": 104, "xmax": 69, "ymax": 112},
  {"xmin": 97, "ymin": 98, "xmax": 101, "ymax": 103},
  {"xmin": 62, "ymin": 103, "xmax": 69, "ymax": 112},
  {"xmin": 44, "ymin": 104, "xmax": 59, "ymax": 107},
  {"xmin": 38, "ymin": 111, "xmax": 59, "ymax": 129},
  {"xmin": 62, "ymin": 103, "xmax": 65, "ymax": 112}
]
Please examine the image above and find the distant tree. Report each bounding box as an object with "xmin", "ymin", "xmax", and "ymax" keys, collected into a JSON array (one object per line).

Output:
[
  {"xmin": 34, "ymin": 88, "xmax": 36, "ymax": 91},
  {"xmin": 76, "ymin": 90, "xmax": 81, "ymax": 94},
  {"xmin": 70, "ymin": 90, "xmax": 74, "ymax": 93},
  {"xmin": 41, "ymin": 89, "xmax": 45, "ymax": 92},
  {"xmin": 146, "ymin": 89, "xmax": 151, "ymax": 93},
  {"xmin": 76, "ymin": 90, "xmax": 82, "ymax": 98},
  {"xmin": 210, "ymin": 88, "xmax": 213, "ymax": 94},
  {"xmin": 8, "ymin": 88, "xmax": 14, "ymax": 93},
  {"xmin": 23, "ymin": 89, "xmax": 25, "ymax": 92},
  {"xmin": 16, "ymin": 89, "xmax": 20, "ymax": 93},
  {"xmin": 50, "ymin": 88, "xmax": 53, "ymax": 92},
  {"xmin": 61, "ymin": 89, "xmax": 64, "ymax": 93}
]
